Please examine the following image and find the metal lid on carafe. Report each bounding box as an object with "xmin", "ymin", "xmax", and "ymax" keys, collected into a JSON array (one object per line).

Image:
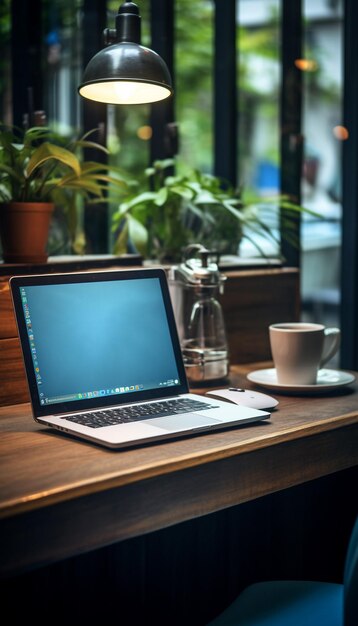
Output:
[{"xmin": 169, "ymin": 244, "xmax": 226, "ymax": 289}]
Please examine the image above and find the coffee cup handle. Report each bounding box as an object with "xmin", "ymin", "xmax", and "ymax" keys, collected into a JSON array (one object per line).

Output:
[{"xmin": 321, "ymin": 327, "xmax": 341, "ymax": 366}]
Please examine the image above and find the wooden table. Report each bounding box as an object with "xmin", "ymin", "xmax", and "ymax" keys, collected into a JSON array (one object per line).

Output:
[{"xmin": 1, "ymin": 362, "xmax": 357, "ymax": 581}]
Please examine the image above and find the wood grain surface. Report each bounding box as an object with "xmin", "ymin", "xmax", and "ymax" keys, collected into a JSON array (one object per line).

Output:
[{"xmin": 0, "ymin": 363, "xmax": 357, "ymax": 577}]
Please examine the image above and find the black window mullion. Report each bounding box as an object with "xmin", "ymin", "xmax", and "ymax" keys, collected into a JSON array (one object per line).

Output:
[
  {"xmin": 82, "ymin": 0, "xmax": 108, "ymax": 253},
  {"xmin": 11, "ymin": 0, "xmax": 43, "ymax": 127},
  {"xmin": 279, "ymin": 0, "xmax": 303, "ymax": 268},
  {"xmin": 213, "ymin": 0, "xmax": 237, "ymax": 186},
  {"xmin": 150, "ymin": 0, "xmax": 176, "ymax": 163}
]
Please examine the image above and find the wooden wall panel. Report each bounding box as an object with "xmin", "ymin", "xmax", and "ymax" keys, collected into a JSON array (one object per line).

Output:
[
  {"xmin": 0, "ymin": 338, "xmax": 30, "ymax": 405},
  {"xmin": 221, "ymin": 268, "xmax": 300, "ymax": 363},
  {"xmin": 0, "ymin": 277, "xmax": 18, "ymax": 339}
]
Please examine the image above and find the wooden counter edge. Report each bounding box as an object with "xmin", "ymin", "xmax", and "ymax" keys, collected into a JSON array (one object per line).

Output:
[{"xmin": 1, "ymin": 409, "xmax": 357, "ymax": 521}]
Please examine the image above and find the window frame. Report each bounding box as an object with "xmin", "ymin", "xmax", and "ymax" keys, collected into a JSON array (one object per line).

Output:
[{"xmin": 6, "ymin": 0, "xmax": 358, "ymax": 368}]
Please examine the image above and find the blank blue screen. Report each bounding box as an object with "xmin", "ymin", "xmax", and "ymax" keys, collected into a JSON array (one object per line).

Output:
[{"xmin": 22, "ymin": 277, "xmax": 180, "ymax": 404}]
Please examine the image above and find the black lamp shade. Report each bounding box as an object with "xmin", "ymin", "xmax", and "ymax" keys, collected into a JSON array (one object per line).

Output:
[
  {"xmin": 78, "ymin": 42, "xmax": 173, "ymax": 105},
  {"xmin": 78, "ymin": 2, "xmax": 173, "ymax": 105}
]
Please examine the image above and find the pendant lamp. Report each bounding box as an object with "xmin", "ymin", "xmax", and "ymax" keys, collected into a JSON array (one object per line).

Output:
[{"xmin": 78, "ymin": 1, "xmax": 173, "ymax": 105}]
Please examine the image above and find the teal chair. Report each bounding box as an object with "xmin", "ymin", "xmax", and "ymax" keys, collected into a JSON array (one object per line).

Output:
[{"xmin": 207, "ymin": 516, "xmax": 358, "ymax": 626}]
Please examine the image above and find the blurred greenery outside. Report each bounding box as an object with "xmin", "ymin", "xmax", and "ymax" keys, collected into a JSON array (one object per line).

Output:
[{"xmin": 0, "ymin": 1, "xmax": 342, "ymax": 258}]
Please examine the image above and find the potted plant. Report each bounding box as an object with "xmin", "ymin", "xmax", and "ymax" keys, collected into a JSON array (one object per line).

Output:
[
  {"xmin": 0, "ymin": 124, "xmax": 128, "ymax": 263},
  {"xmin": 112, "ymin": 158, "xmax": 315, "ymax": 264}
]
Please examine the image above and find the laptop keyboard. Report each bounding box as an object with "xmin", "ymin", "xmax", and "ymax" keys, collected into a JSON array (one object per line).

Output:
[{"xmin": 63, "ymin": 398, "xmax": 217, "ymax": 429}]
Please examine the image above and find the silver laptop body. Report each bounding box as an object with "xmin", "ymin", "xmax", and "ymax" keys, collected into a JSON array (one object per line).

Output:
[{"xmin": 10, "ymin": 268, "xmax": 270, "ymax": 449}]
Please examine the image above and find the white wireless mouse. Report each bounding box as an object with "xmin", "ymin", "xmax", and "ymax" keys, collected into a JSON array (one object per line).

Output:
[{"xmin": 205, "ymin": 387, "xmax": 279, "ymax": 410}]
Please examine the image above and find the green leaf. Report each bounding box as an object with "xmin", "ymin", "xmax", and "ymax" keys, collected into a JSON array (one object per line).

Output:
[
  {"xmin": 79, "ymin": 162, "xmax": 131, "ymax": 186},
  {"xmin": 63, "ymin": 181, "xmax": 106, "ymax": 195},
  {"xmin": 280, "ymin": 201, "xmax": 322, "ymax": 218},
  {"xmin": 170, "ymin": 185, "xmax": 195, "ymax": 201},
  {"xmin": 194, "ymin": 190, "xmax": 220, "ymax": 205},
  {"xmin": 0, "ymin": 162, "xmax": 23, "ymax": 182},
  {"xmin": 127, "ymin": 214, "xmax": 148, "ymax": 256},
  {"xmin": 154, "ymin": 187, "xmax": 168, "ymax": 206},
  {"xmin": 24, "ymin": 126, "xmax": 56, "ymax": 144},
  {"xmin": 122, "ymin": 191, "xmax": 157, "ymax": 210},
  {"xmin": 153, "ymin": 158, "xmax": 175, "ymax": 170},
  {"xmin": 74, "ymin": 140, "xmax": 109, "ymax": 154},
  {"xmin": 113, "ymin": 216, "xmax": 129, "ymax": 255},
  {"xmin": 79, "ymin": 128, "xmax": 101, "ymax": 142},
  {"xmin": 25, "ymin": 142, "xmax": 81, "ymax": 178},
  {"xmin": 0, "ymin": 183, "xmax": 11, "ymax": 200}
]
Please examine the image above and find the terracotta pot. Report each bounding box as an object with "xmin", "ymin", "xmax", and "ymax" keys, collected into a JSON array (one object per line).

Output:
[{"xmin": 0, "ymin": 202, "xmax": 54, "ymax": 263}]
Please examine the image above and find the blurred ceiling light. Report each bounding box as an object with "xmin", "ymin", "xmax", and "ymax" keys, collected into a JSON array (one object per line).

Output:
[
  {"xmin": 294, "ymin": 58, "xmax": 318, "ymax": 72},
  {"xmin": 333, "ymin": 125, "xmax": 349, "ymax": 140},
  {"xmin": 78, "ymin": 1, "xmax": 173, "ymax": 105}
]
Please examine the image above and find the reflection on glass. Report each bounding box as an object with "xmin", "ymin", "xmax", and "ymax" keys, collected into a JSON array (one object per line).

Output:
[
  {"xmin": 175, "ymin": 0, "xmax": 214, "ymax": 173},
  {"xmin": 301, "ymin": 0, "xmax": 343, "ymax": 342},
  {"xmin": 237, "ymin": 0, "xmax": 280, "ymax": 259},
  {"xmin": 43, "ymin": 0, "xmax": 82, "ymax": 132}
]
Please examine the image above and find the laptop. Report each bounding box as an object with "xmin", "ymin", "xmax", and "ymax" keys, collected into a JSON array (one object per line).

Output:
[{"xmin": 10, "ymin": 268, "xmax": 270, "ymax": 449}]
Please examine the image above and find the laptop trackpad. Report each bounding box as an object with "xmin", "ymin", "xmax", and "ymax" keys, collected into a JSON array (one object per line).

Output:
[{"xmin": 146, "ymin": 413, "xmax": 221, "ymax": 432}]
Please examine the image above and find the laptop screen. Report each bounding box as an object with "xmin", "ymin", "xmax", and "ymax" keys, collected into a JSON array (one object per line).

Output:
[{"xmin": 11, "ymin": 269, "xmax": 189, "ymax": 417}]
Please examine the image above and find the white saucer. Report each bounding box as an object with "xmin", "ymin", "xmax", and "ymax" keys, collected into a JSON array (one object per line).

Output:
[{"xmin": 247, "ymin": 368, "xmax": 356, "ymax": 395}]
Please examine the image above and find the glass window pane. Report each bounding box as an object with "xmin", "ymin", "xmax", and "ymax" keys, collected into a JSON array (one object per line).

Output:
[
  {"xmin": 42, "ymin": 0, "xmax": 82, "ymax": 133},
  {"xmin": 237, "ymin": 0, "xmax": 281, "ymax": 258},
  {"xmin": 175, "ymin": 0, "xmax": 214, "ymax": 173},
  {"xmin": 301, "ymin": 0, "xmax": 343, "ymax": 355}
]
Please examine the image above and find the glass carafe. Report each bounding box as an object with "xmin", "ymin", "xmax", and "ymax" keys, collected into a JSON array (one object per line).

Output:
[
  {"xmin": 169, "ymin": 245, "xmax": 229, "ymax": 383},
  {"xmin": 182, "ymin": 288, "xmax": 229, "ymax": 382}
]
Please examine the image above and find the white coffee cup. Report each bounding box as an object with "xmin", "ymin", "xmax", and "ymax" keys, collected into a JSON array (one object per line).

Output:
[{"xmin": 269, "ymin": 322, "xmax": 341, "ymax": 385}]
